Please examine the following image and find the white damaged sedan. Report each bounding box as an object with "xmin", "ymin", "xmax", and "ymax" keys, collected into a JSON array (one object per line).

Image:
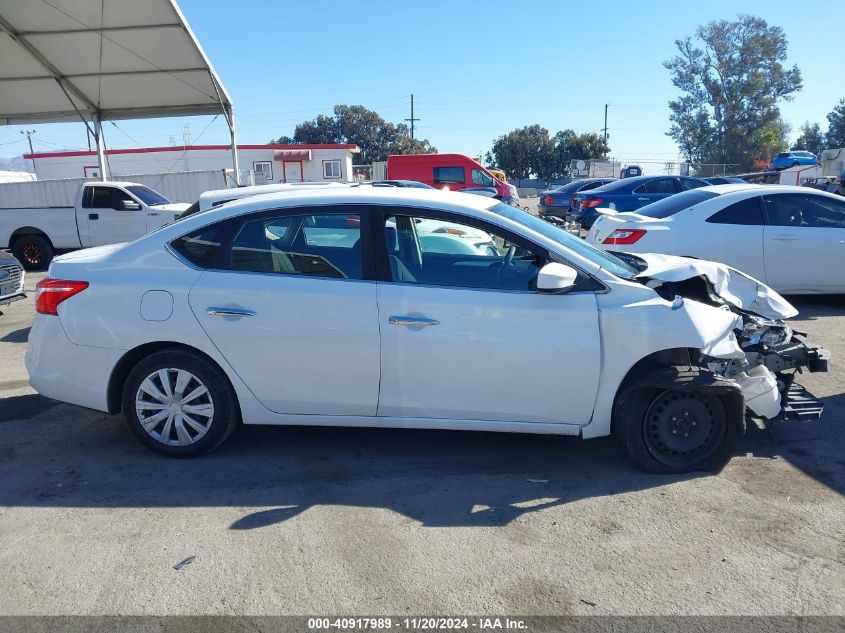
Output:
[{"xmin": 26, "ymin": 188, "xmax": 829, "ymax": 473}]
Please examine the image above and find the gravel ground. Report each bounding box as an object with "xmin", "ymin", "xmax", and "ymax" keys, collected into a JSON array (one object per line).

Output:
[{"xmin": 0, "ymin": 267, "xmax": 842, "ymax": 617}]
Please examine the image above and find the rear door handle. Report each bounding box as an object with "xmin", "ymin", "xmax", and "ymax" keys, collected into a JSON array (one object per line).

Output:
[
  {"xmin": 389, "ymin": 315, "xmax": 439, "ymax": 327},
  {"xmin": 207, "ymin": 306, "xmax": 256, "ymax": 317},
  {"xmin": 88, "ymin": 213, "xmax": 99, "ymax": 220},
  {"xmin": 637, "ymin": 197, "xmax": 650, "ymax": 201},
  {"xmin": 772, "ymin": 234, "xmax": 798, "ymax": 241},
  {"xmin": 148, "ymin": 212, "xmax": 160, "ymax": 216}
]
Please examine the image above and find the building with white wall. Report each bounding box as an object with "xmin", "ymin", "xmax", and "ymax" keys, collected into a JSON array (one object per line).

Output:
[{"xmin": 24, "ymin": 144, "xmax": 359, "ymax": 183}]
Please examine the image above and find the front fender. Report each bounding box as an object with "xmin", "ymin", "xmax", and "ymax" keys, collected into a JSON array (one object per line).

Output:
[{"xmin": 583, "ymin": 281, "xmax": 744, "ymax": 439}]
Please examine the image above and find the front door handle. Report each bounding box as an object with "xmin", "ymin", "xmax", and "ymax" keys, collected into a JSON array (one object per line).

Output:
[
  {"xmin": 389, "ymin": 315, "xmax": 439, "ymax": 327},
  {"xmin": 207, "ymin": 306, "xmax": 256, "ymax": 317},
  {"xmin": 88, "ymin": 213, "xmax": 99, "ymax": 220},
  {"xmin": 637, "ymin": 197, "xmax": 650, "ymax": 201},
  {"xmin": 148, "ymin": 212, "xmax": 160, "ymax": 216},
  {"xmin": 772, "ymin": 234, "xmax": 798, "ymax": 241}
]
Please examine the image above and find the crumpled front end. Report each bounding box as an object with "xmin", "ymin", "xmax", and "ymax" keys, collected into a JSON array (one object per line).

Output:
[{"xmin": 619, "ymin": 252, "xmax": 831, "ymax": 421}]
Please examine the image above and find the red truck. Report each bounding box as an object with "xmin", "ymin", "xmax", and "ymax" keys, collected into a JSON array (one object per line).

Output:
[{"xmin": 386, "ymin": 153, "xmax": 512, "ymax": 201}]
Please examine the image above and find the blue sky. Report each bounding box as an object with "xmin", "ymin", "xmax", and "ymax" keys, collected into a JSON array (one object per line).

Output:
[{"xmin": 2, "ymin": 0, "xmax": 843, "ymax": 168}]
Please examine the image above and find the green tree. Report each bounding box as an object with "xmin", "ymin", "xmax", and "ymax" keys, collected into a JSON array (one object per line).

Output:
[
  {"xmin": 792, "ymin": 121, "xmax": 825, "ymax": 155},
  {"xmin": 547, "ymin": 130, "xmax": 610, "ymax": 178},
  {"xmin": 664, "ymin": 15, "xmax": 802, "ymax": 169},
  {"xmin": 273, "ymin": 105, "xmax": 436, "ymax": 164},
  {"xmin": 488, "ymin": 125, "xmax": 554, "ymax": 182},
  {"xmin": 758, "ymin": 116, "xmax": 791, "ymax": 163},
  {"xmin": 826, "ymin": 98, "xmax": 845, "ymax": 148}
]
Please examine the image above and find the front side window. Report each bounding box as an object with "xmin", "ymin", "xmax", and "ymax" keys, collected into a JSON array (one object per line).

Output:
[
  {"xmin": 230, "ymin": 213, "xmax": 362, "ymax": 279},
  {"xmin": 471, "ymin": 168, "xmax": 495, "ymax": 187},
  {"xmin": 383, "ymin": 212, "xmax": 545, "ymax": 291},
  {"xmin": 323, "ymin": 160, "xmax": 342, "ymax": 179},
  {"xmin": 635, "ymin": 189, "xmax": 719, "ymax": 219},
  {"xmin": 433, "ymin": 166, "xmax": 465, "ymax": 185},
  {"xmin": 706, "ymin": 196, "xmax": 764, "ymax": 225},
  {"xmin": 680, "ymin": 178, "xmax": 706, "ymax": 191},
  {"xmin": 764, "ymin": 194, "xmax": 845, "ymax": 229},
  {"xmin": 84, "ymin": 186, "xmax": 133, "ymax": 210}
]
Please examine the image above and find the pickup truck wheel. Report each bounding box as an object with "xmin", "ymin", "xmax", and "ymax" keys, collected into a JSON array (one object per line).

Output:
[
  {"xmin": 12, "ymin": 235, "xmax": 53, "ymax": 270},
  {"xmin": 615, "ymin": 370, "xmax": 745, "ymax": 474},
  {"xmin": 122, "ymin": 349, "xmax": 239, "ymax": 457}
]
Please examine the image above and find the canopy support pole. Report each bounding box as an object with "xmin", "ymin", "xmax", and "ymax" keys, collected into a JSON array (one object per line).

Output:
[
  {"xmin": 93, "ymin": 113, "xmax": 109, "ymax": 181},
  {"xmin": 223, "ymin": 104, "xmax": 239, "ymax": 187}
]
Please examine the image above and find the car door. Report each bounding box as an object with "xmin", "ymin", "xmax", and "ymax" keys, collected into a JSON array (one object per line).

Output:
[
  {"xmin": 374, "ymin": 207, "xmax": 601, "ymax": 424},
  {"xmin": 699, "ymin": 195, "xmax": 767, "ymax": 279},
  {"xmin": 185, "ymin": 206, "xmax": 380, "ymax": 416},
  {"xmin": 762, "ymin": 193, "xmax": 845, "ymax": 292},
  {"xmin": 80, "ymin": 185, "xmax": 147, "ymax": 247},
  {"xmin": 630, "ymin": 178, "xmax": 680, "ymax": 210}
]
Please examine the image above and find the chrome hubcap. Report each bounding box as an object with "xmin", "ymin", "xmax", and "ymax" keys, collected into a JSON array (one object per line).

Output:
[{"xmin": 135, "ymin": 368, "xmax": 214, "ymax": 446}]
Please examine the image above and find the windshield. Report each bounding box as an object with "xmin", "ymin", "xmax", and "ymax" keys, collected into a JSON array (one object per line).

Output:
[
  {"xmin": 126, "ymin": 185, "xmax": 171, "ymax": 206},
  {"xmin": 490, "ymin": 203, "xmax": 638, "ymax": 279},
  {"xmin": 634, "ymin": 189, "xmax": 720, "ymax": 218}
]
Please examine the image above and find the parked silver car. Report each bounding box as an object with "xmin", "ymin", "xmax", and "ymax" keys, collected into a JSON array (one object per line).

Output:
[{"xmin": 0, "ymin": 250, "xmax": 25, "ymax": 309}]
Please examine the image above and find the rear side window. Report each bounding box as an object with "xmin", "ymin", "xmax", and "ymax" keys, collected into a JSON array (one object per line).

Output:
[
  {"xmin": 578, "ymin": 181, "xmax": 604, "ymax": 192},
  {"xmin": 433, "ymin": 166, "xmax": 465, "ymax": 185},
  {"xmin": 636, "ymin": 178, "xmax": 678, "ymax": 194},
  {"xmin": 230, "ymin": 213, "xmax": 363, "ymax": 279},
  {"xmin": 170, "ymin": 222, "xmax": 230, "ymax": 268},
  {"xmin": 635, "ymin": 189, "xmax": 720, "ymax": 218},
  {"xmin": 706, "ymin": 197, "xmax": 764, "ymax": 225}
]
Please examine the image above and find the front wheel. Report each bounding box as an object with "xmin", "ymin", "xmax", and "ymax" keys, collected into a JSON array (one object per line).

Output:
[
  {"xmin": 122, "ymin": 349, "xmax": 240, "ymax": 457},
  {"xmin": 614, "ymin": 370, "xmax": 745, "ymax": 473}
]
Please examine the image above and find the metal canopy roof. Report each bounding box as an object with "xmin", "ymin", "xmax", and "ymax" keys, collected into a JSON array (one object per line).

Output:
[{"xmin": 0, "ymin": 0, "xmax": 233, "ymax": 124}]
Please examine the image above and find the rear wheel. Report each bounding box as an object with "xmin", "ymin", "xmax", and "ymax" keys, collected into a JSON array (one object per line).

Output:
[
  {"xmin": 122, "ymin": 349, "xmax": 239, "ymax": 457},
  {"xmin": 12, "ymin": 234, "xmax": 53, "ymax": 270}
]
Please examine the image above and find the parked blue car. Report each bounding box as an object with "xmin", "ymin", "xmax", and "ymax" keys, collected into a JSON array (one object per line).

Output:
[
  {"xmin": 572, "ymin": 175, "xmax": 710, "ymax": 229},
  {"xmin": 704, "ymin": 176, "xmax": 747, "ymax": 185},
  {"xmin": 537, "ymin": 178, "xmax": 616, "ymax": 218},
  {"xmin": 771, "ymin": 151, "xmax": 818, "ymax": 170}
]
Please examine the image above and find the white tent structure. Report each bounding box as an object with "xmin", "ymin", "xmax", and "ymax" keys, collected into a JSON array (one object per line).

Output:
[{"xmin": 0, "ymin": 0, "xmax": 239, "ymax": 182}]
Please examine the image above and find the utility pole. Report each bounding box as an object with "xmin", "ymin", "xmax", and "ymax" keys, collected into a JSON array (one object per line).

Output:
[
  {"xmin": 602, "ymin": 104, "xmax": 609, "ymax": 142},
  {"xmin": 405, "ymin": 94, "xmax": 420, "ymax": 140},
  {"xmin": 20, "ymin": 129, "xmax": 37, "ymax": 175}
]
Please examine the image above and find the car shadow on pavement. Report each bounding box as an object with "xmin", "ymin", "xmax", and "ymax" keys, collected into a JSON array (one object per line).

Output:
[
  {"xmin": 0, "ymin": 392, "xmax": 842, "ymax": 530},
  {"xmin": 0, "ymin": 326, "xmax": 30, "ymax": 343},
  {"xmin": 0, "ymin": 395, "xmax": 698, "ymax": 528}
]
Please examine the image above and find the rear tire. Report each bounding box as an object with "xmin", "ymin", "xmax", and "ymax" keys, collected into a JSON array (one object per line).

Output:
[
  {"xmin": 12, "ymin": 234, "xmax": 53, "ymax": 270},
  {"xmin": 122, "ymin": 349, "xmax": 239, "ymax": 457},
  {"xmin": 614, "ymin": 370, "xmax": 745, "ymax": 474}
]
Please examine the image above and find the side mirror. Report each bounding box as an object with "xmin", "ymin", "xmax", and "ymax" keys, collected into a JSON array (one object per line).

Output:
[
  {"xmin": 120, "ymin": 200, "xmax": 141, "ymax": 211},
  {"xmin": 537, "ymin": 262, "xmax": 578, "ymax": 293}
]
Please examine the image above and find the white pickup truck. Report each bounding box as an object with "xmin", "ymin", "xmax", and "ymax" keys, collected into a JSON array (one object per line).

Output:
[{"xmin": 0, "ymin": 181, "xmax": 189, "ymax": 269}]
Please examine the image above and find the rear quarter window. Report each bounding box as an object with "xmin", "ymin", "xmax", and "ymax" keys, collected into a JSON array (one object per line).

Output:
[
  {"xmin": 705, "ymin": 197, "xmax": 764, "ymax": 225},
  {"xmin": 170, "ymin": 222, "xmax": 230, "ymax": 268}
]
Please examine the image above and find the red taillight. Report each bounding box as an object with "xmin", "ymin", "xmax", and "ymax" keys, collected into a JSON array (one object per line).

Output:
[
  {"xmin": 35, "ymin": 278, "xmax": 89, "ymax": 315},
  {"xmin": 603, "ymin": 229, "xmax": 647, "ymax": 245},
  {"xmin": 544, "ymin": 196, "xmax": 554, "ymax": 205},
  {"xmin": 581, "ymin": 198, "xmax": 604, "ymax": 209}
]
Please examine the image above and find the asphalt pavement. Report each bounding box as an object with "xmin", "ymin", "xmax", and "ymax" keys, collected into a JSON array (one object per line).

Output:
[{"xmin": 0, "ymin": 267, "xmax": 842, "ymax": 616}]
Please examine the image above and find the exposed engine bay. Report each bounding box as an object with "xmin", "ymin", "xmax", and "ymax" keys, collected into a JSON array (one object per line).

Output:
[{"xmin": 616, "ymin": 252, "xmax": 830, "ymax": 421}]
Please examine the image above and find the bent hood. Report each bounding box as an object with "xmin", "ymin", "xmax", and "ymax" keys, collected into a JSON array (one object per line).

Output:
[{"xmin": 630, "ymin": 253, "xmax": 798, "ymax": 320}]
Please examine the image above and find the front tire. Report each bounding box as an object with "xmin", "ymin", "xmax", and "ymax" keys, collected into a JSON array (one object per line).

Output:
[
  {"xmin": 614, "ymin": 368, "xmax": 745, "ymax": 474},
  {"xmin": 122, "ymin": 349, "xmax": 239, "ymax": 457},
  {"xmin": 12, "ymin": 234, "xmax": 53, "ymax": 270}
]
